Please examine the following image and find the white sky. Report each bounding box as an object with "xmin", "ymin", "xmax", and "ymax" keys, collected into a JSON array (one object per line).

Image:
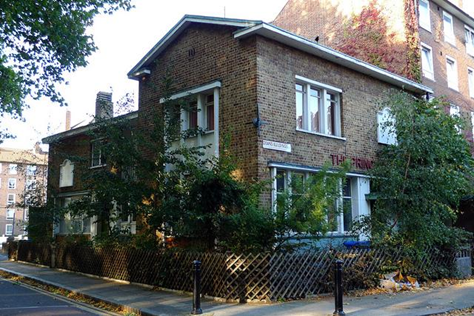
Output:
[{"xmin": 2, "ymin": 0, "xmax": 288, "ymax": 150}]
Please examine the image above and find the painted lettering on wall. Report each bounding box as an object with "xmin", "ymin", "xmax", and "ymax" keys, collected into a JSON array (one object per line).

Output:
[{"xmin": 331, "ymin": 154, "xmax": 374, "ymax": 170}]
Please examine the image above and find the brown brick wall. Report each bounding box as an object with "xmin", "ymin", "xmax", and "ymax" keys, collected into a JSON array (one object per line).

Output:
[
  {"xmin": 47, "ymin": 134, "xmax": 92, "ymax": 197},
  {"xmin": 255, "ymin": 35, "xmax": 398, "ymax": 183},
  {"xmin": 138, "ymin": 24, "xmax": 260, "ymax": 181}
]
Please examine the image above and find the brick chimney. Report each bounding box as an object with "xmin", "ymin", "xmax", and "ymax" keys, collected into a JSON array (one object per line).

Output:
[
  {"xmin": 65, "ymin": 110, "xmax": 71, "ymax": 131},
  {"xmin": 95, "ymin": 92, "xmax": 113, "ymax": 119}
]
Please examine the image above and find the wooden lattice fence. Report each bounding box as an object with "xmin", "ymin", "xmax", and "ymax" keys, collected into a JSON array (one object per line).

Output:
[{"xmin": 9, "ymin": 242, "xmax": 458, "ymax": 302}]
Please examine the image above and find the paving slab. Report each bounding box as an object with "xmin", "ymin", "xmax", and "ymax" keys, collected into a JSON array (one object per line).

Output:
[{"xmin": 0, "ymin": 256, "xmax": 473, "ymax": 316}]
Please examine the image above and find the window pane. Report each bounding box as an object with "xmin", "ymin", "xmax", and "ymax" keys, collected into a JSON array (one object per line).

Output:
[
  {"xmin": 207, "ymin": 104, "xmax": 214, "ymax": 131},
  {"xmin": 343, "ymin": 198, "xmax": 352, "ymax": 232},
  {"xmin": 309, "ymin": 88, "xmax": 320, "ymax": 132},
  {"xmin": 189, "ymin": 102, "xmax": 198, "ymax": 129},
  {"xmin": 326, "ymin": 93, "xmax": 337, "ymax": 135},
  {"xmin": 276, "ymin": 170, "xmax": 286, "ymax": 192},
  {"xmin": 296, "ymin": 85, "xmax": 304, "ymax": 129}
]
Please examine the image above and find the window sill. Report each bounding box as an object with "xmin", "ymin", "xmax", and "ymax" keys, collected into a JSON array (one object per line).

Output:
[
  {"xmin": 445, "ymin": 39, "xmax": 456, "ymax": 47},
  {"xmin": 419, "ymin": 24, "xmax": 431, "ymax": 33},
  {"xmin": 422, "ymin": 74, "xmax": 435, "ymax": 82},
  {"xmin": 90, "ymin": 164, "xmax": 107, "ymax": 170},
  {"xmin": 296, "ymin": 129, "xmax": 346, "ymax": 141},
  {"xmin": 448, "ymin": 86, "xmax": 460, "ymax": 93}
]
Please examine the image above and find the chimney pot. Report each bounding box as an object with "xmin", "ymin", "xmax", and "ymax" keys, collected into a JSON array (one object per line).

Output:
[{"xmin": 66, "ymin": 110, "xmax": 71, "ymax": 131}]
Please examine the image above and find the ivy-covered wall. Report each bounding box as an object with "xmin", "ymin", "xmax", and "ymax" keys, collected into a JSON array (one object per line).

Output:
[{"xmin": 273, "ymin": 0, "xmax": 421, "ymax": 81}]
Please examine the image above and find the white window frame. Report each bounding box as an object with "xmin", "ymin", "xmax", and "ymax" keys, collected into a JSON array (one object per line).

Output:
[
  {"xmin": 468, "ymin": 67, "xmax": 474, "ymax": 98},
  {"xmin": 26, "ymin": 165, "xmax": 37, "ymax": 176},
  {"xmin": 271, "ymin": 168, "xmax": 354, "ymax": 234},
  {"xmin": 471, "ymin": 111, "xmax": 474, "ymax": 141},
  {"xmin": 6, "ymin": 209, "xmax": 14, "ymax": 220},
  {"xmin": 0, "ymin": 163, "xmax": 2, "ymax": 173},
  {"xmin": 8, "ymin": 178, "xmax": 16, "ymax": 190},
  {"xmin": 446, "ymin": 56, "xmax": 459, "ymax": 91},
  {"xmin": 5, "ymin": 224, "xmax": 13, "ymax": 236},
  {"xmin": 7, "ymin": 193, "xmax": 15, "ymax": 205},
  {"xmin": 26, "ymin": 179, "xmax": 36, "ymax": 190},
  {"xmin": 59, "ymin": 159, "xmax": 75, "ymax": 187},
  {"xmin": 377, "ymin": 108, "xmax": 397, "ymax": 145},
  {"xmin": 91, "ymin": 140, "xmax": 106, "ymax": 168},
  {"xmin": 450, "ymin": 104, "xmax": 461, "ymax": 133},
  {"xmin": 443, "ymin": 11, "xmax": 455, "ymax": 45},
  {"xmin": 419, "ymin": 0, "xmax": 431, "ymax": 31},
  {"xmin": 465, "ymin": 26, "xmax": 474, "ymax": 56},
  {"xmin": 421, "ymin": 43, "xmax": 434, "ymax": 80},
  {"xmin": 295, "ymin": 75, "xmax": 343, "ymax": 139},
  {"xmin": 9, "ymin": 164, "xmax": 17, "ymax": 175}
]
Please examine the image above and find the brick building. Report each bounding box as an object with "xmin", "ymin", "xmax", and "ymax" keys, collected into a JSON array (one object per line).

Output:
[
  {"xmin": 273, "ymin": 0, "xmax": 474, "ymax": 144},
  {"xmin": 43, "ymin": 15, "xmax": 432, "ymax": 242},
  {"xmin": 0, "ymin": 145, "xmax": 47, "ymax": 239}
]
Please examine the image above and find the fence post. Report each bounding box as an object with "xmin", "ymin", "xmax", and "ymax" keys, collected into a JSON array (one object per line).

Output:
[
  {"xmin": 333, "ymin": 259, "xmax": 345, "ymax": 316},
  {"xmin": 50, "ymin": 243, "xmax": 56, "ymax": 269},
  {"xmin": 191, "ymin": 260, "xmax": 202, "ymax": 315}
]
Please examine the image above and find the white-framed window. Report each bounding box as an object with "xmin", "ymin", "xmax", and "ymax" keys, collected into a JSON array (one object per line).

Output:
[
  {"xmin": 5, "ymin": 224, "xmax": 13, "ymax": 236},
  {"xmin": 419, "ymin": 0, "xmax": 431, "ymax": 31},
  {"xmin": 468, "ymin": 68, "xmax": 474, "ymax": 98},
  {"xmin": 377, "ymin": 108, "xmax": 397, "ymax": 145},
  {"xmin": 450, "ymin": 104, "xmax": 461, "ymax": 133},
  {"xmin": 465, "ymin": 26, "xmax": 474, "ymax": 56},
  {"xmin": 58, "ymin": 197, "xmax": 92, "ymax": 235},
  {"xmin": 26, "ymin": 179, "xmax": 36, "ymax": 190},
  {"xmin": 91, "ymin": 140, "xmax": 106, "ymax": 168},
  {"xmin": 59, "ymin": 159, "xmax": 74, "ymax": 187},
  {"xmin": 295, "ymin": 76, "xmax": 342, "ymax": 138},
  {"xmin": 0, "ymin": 163, "xmax": 2, "ymax": 173},
  {"xmin": 8, "ymin": 178, "xmax": 16, "ymax": 190},
  {"xmin": 184, "ymin": 93, "xmax": 215, "ymax": 132},
  {"xmin": 9, "ymin": 164, "xmax": 17, "ymax": 175},
  {"xmin": 272, "ymin": 168, "xmax": 359, "ymax": 234},
  {"xmin": 443, "ymin": 11, "xmax": 455, "ymax": 45},
  {"xmin": 471, "ymin": 111, "xmax": 474, "ymax": 141},
  {"xmin": 7, "ymin": 194, "xmax": 15, "ymax": 205},
  {"xmin": 26, "ymin": 165, "xmax": 37, "ymax": 176},
  {"xmin": 6, "ymin": 209, "xmax": 14, "ymax": 220},
  {"xmin": 421, "ymin": 43, "xmax": 434, "ymax": 80},
  {"xmin": 446, "ymin": 56, "xmax": 459, "ymax": 90}
]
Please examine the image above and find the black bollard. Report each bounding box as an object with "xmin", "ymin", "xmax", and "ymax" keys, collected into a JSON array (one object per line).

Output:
[
  {"xmin": 333, "ymin": 259, "xmax": 345, "ymax": 316},
  {"xmin": 191, "ymin": 260, "xmax": 203, "ymax": 315}
]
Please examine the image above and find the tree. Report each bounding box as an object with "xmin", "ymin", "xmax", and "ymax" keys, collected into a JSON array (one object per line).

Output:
[
  {"xmin": 364, "ymin": 92, "xmax": 474, "ymax": 255},
  {"xmin": 0, "ymin": 0, "xmax": 133, "ymax": 138}
]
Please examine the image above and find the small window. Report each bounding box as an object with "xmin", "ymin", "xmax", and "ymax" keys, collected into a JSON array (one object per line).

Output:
[
  {"xmin": 468, "ymin": 68, "xmax": 474, "ymax": 98},
  {"xmin": 26, "ymin": 165, "xmax": 37, "ymax": 176},
  {"xmin": 377, "ymin": 108, "xmax": 397, "ymax": 145},
  {"xmin": 465, "ymin": 26, "xmax": 474, "ymax": 56},
  {"xmin": 446, "ymin": 57, "xmax": 459, "ymax": 90},
  {"xmin": 5, "ymin": 224, "xmax": 13, "ymax": 236},
  {"xmin": 342, "ymin": 178, "xmax": 353, "ymax": 232},
  {"xmin": 206, "ymin": 94, "xmax": 215, "ymax": 131},
  {"xmin": 295, "ymin": 77, "xmax": 342, "ymax": 137},
  {"xmin": 6, "ymin": 209, "xmax": 14, "ymax": 220},
  {"xmin": 8, "ymin": 178, "xmax": 16, "ymax": 190},
  {"xmin": 443, "ymin": 11, "xmax": 455, "ymax": 45},
  {"xmin": 187, "ymin": 102, "xmax": 198, "ymax": 130},
  {"xmin": 91, "ymin": 141, "xmax": 106, "ymax": 167},
  {"xmin": 9, "ymin": 164, "xmax": 17, "ymax": 175},
  {"xmin": 450, "ymin": 104, "xmax": 461, "ymax": 133},
  {"xmin": 59, "ymin": 159, "xmax": 74, "ymax": 187},
  {"xmin": 26, "ymin": 180, "xmax": 36, "ymax": 190},
  {"xmin": 7, "ymin": 194, "xmax": 15, "ymax": 205},
  {"xmin": 421, "ymin": 43, "xmax": 434, "ymax": 80},
  {"xmin": 419, "ymin": 0, "xmax": 431, "ymax": 31}
]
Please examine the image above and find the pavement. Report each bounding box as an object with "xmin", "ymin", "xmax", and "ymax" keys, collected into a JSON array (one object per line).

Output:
[{"xmin": 0, "ymin": 254, "xmax": 473, "ymax": 316}]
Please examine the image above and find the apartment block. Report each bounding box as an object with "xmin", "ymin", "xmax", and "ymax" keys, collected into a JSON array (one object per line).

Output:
[{"xmin": 0, "ymin": 145, "xmax": 48, "ymax": 239}]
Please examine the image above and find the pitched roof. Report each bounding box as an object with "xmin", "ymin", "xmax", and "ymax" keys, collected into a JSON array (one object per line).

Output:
[{"xmin": 128, "ymin": 15, "xmax": 432, "ymax": 94}]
